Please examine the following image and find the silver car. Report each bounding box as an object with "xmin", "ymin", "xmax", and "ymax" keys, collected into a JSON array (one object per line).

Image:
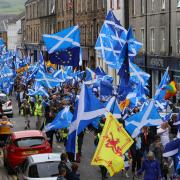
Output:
[
  {"xmin": 0, "ymin": 93, "xmax": 13, "ymax": 117},
  {"xmin": 17, "ymin": 153, "xmax": 61, "ymax": 180}
]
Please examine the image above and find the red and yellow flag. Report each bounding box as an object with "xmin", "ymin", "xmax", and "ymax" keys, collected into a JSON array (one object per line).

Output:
[
  {"xmin": 119, "ymin": 99, "xmax": 130, "ymax": 111},
  {"xmin": 91, "ymin": 113, "xmax": 133, "ymax": 176},
  {"xmin": 16, "ymin": 64, "xmax": 29, "ymax": 73},
  {"xmin": 165, "ymin": 80, "xmax": 178, "ymax": 99}
]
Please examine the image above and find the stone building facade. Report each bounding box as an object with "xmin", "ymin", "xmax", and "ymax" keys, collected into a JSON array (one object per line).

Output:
[
  {"xmin": 129, "ymin": 0, "xmax": 180, "ymax": 99},
  {"xmin": 23, "ymin": 0, "xmax": 56, "ymax": 62},
  {"xmin": 75, "ymin": 0, "xmax": 106, "ymax": 68}
]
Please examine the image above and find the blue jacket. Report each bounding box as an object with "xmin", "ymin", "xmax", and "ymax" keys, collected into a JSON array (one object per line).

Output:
[{"xmin": 137, "ymin": 159, "xmax": 161, "ymax": 180}]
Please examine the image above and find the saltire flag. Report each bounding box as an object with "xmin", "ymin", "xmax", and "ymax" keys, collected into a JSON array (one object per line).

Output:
[
  {"xmin": 154, "ymin": 100, "xmax": 169, "ymax": 113},
  {"xmin": 35, "ymin": 70, "xmax": 62, "ymax": 89},
  {"xmin": 0, "ymin": 65, "xmax": 14, "ymax": 78},
  {"xmin": 95, "ymin": 10, "xmax": 127, "ymax": 69},
  {"xmin": 84, "ymin": 67, "xmax": 96, "ymax": 84},
  {"xmin": 45, "ymin": 106, "xmax": 73, "ymax": 132},
  {"xmin": 28, "ymin": 84, "xmax": 49, "ymax": 98},
  {"xmin": 125, "ymin": 100, "xmax": 163, "ymax": 138},
  {"xmin": 95, "ymin": 66, "xmax": 106, "ymax": 77},
  {"xmin": 100, "ymin": 80, "xmax": 113, "ymax": 97},
  {"xmin": 26, "ymin": 65, "xmax": 39, "ymax": 82},
  {"xmin": 66, "ymin": 84, "xmax": 106, "ymax": 155},
  {"xmin": 154, "ymin": 67, "xmax": 170, "ymax": 100},
  {"xmin": 125, "ymin": 83, "xmax": 147, "ymax": 108},
  {"xmin": 43, "ymin": 25, "xmax": 80, "ymax": 54},
  {"xmin": 105, "ymin": 96, "xmax": 122, "ymax": 119},
  {"xmin": 163, "ymin": 138, "xmax": 180, "ymax": 157},
  {"xmin": 126, "ymin": 27, "xmax": 142, "ymax": 61},
  {"xmin": 176, "ymin": 155, "xmax": 180, "ymax": 172},
  {"xmin": 165, "ymin": 80, "xmax": 178, "ymax": 100},
  {"xmin": 53, "ymin": 69, "xmax": 66, "ymax": 82},
  {"xmin": 91, "ymin": 113, "xmax": 133, "ymax": 176},
  {"xmin": 0, "ymin": 38, "xmax": 4, "ymax": 52},
  {"xmin": 129, "ymin": 61, "xmax": 150, "ymax": 86},
  {"xmin": 49, "ymin": 47, "xmax": 80, "ymax": 67},
  {"xmin": 39, "ymin": 51, "xmax": 46, "ymax": 72}
]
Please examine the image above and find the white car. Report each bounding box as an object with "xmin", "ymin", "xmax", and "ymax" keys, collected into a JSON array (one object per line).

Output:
[
  {"xmin": 0, "ymin": 93, "xmax": 13, "ymax": 117},
  {"xmin": 17, "ymin": 153, "xmax": 61, "ymax": 180}
]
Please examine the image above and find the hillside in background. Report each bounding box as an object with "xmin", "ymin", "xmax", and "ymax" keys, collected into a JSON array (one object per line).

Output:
[{"xmin": 0, "ymin": 0, "xmax": 26, "ymax": 15}]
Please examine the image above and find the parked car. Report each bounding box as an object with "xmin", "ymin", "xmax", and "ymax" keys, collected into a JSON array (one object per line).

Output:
[
  {"xmin": 17, "ymin": 153, "xmax": 61, "ymax": 180},
  {"xmin": 3, "ymin": 130, "xmax": 52, "ymax": 174},
  {"xmin": 0, "ymin": 93, "xmax": 13, "ymax": 117}
]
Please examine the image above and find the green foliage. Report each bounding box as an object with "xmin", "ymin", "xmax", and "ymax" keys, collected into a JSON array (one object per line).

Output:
[{"xmin": 0, "ymin": 0, "xmax": 26, "ymax": 14}]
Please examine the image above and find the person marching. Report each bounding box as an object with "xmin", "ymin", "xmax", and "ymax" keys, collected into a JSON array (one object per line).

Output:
[
  {"xmin": 0, "ymin": 116, "xmax": 13, "ymax": 149},
  {"xmin": 34, "ymin": 99, "xmax": 43, "ymax": 130},
  {"xmin": 21, "ymin": 99, "xmax": 31, "ymax": 129}
]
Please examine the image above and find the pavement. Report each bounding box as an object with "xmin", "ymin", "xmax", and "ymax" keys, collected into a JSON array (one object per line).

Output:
[{"xmin": 0, "ymin": 96, "xmax": 141, "ymax": 180}]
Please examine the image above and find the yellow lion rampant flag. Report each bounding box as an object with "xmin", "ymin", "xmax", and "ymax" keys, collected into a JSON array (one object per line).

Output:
[{"xmin": 91, "ymin": 113, "xmax": 133, "ymax": 176}]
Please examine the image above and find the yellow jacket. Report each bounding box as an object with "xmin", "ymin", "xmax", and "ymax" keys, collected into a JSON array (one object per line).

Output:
[{"xmin": 0, "ymin": 121, "xmax": 13, "ymax": 134}]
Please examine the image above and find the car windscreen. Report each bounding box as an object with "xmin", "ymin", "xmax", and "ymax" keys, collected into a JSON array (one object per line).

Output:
[
  {"xmin": 28, "ymin": 161, "xmax": 60, "ymax": 178},
  {"xmin": 0, "ymin": 95, "xmax": 7, "ymax": 104},
  {"xmin": 14, "ymin": 137, "xmax": 45, "ymax": 147}
]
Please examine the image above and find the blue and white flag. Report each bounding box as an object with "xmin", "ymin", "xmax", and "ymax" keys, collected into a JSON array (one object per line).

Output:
[
  {"xmin": 126, "ymin": 27, "xmax": 142, "ymax": 60},
  {"xmin": 66, "ymin": 84, "xmax": 106, "ymax": 154},
  {"xmin": 85, "ymin": 67, "xmax": 96, "ymax": 84},
  {"xmin": 95, "ymin": 10, "xmax": 127, "ymax": 69},
  {"xmin": 45, "ymin": 106, "xmax": 73, "ymax": 132},
  {"xmin": 154, "ymin": 67, "xmax": 170, "ymax": 100},
  {"xmin": 125, "ymin": 100, "xmax": 163, "ymax": 138},
  {"xmin": 100, "ymin": 80, "xmax": 113, "ymax": 97},
  {"xmin": 0, "ymin": 38, "xmax": 4, "ymax": 48},
  {"xmin": 43, "ymin": 26, "xmax": 80, "ymax": 54},
  {"xmin": 163, "ymin": 138, "xmax": 180, "ymax": 157},
  {"xmin": 105, "ymin": 96, "xmax": 122, "ymax": 119},
  {"xmin": 28, "ymin": 85, "xmax": 49, "ymax": 98},
  {"xmin": 154, "ymin": 100, "xmax": 169, "ymax": 113},
  {"xmin": 35, "ymin": 70, "xmax": 62, "ymax": 89},
  {"xmin": 95, "ymin": 66, "xmax": 106, "ymax": 77},
  {"xmin": 39, "ymin": 51, "xmax": 46, "ymax": 72},
  {"xmin": 129, "ymin": 61, "xmax": 150, "ymax": 86}
]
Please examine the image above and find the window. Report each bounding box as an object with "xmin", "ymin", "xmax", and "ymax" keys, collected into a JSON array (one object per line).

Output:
[
  {"xmin": 77, "ymin": 0, "xmax": 79, "ymax": 13},
  {"xmin": 29, "ymin": 162, "xmax": 60, "ymax": 178},
  {"xmin": 132, "ymin": 0, "xmax": 135, "ymax": 15},
  {"xmin": 160, "ymin": 28, "xmax": 165, "ymax": 52},
  {"xmin": 161, "ymin": 0, "xmax": 165, "ymax": 10},
  {"xmin": 117, "ymin": 0, "xmax": 120, "ymax": 9},
  {"xmin": 141, "ymin": 0, "xmax": 145, "ymax": 14},
  {"xmin": 177, "ymin": 28, "xmax": 180, "ymax": 53},
  {"xmin": 92, "ymin": 0, "xmax": 94, "ymax": 11},
  {"xmin": 150, "ymin": 28, "xmax": 155, "ymax": 52},
  {"xmin": 110, "ymin": 0, "xmax": 114, "ymax": 9},
  {"xmin": 152, "ymin": 0, "xmax": 154, "ymax": 10},
  {"xmin": 91, "ymin": 25, "xmax": 94, "ymax": 45},
  {"xmin": 102, "ymin": 0, "xmax": 105, "ymax": 9},
  {"xmin": 86, "ymin": 0, "xmax": 88, "ymax": 11},
  {"xmin": 177, "ymin": 0, "xmax": 180, "ymax": 8},
  {"xmin": 81, "ymin": 0, "xmax": 83, "ymax": 12},
  {"xmin": 14, "ymin": 137, "xmax": 45, "ymax": 147},
  {"xmin": 141, "ymin": 28, "xmax": 145, "ymax": 51}
]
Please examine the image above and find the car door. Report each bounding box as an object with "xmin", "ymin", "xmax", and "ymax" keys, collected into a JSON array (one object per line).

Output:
[{"xmin": 3, "ymin": 135, "xmax": 12, "ymax": 159}]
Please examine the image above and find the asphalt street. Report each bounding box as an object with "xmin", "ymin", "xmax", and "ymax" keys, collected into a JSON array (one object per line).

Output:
[{"xmin": 0, "ymin": 96, "xmax": 141, "ymax": 180}]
